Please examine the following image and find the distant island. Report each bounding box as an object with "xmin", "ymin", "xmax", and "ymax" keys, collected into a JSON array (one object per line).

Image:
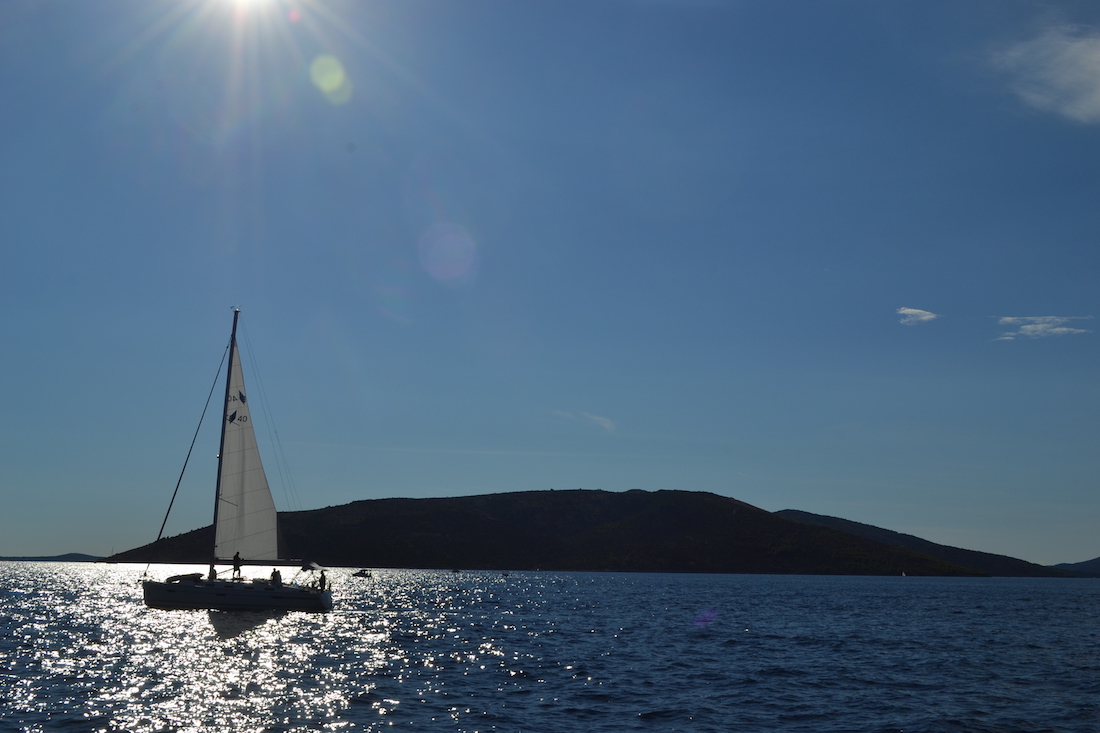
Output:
[
  {"xmin": 0, "ymin": 553, "xmax": 102, "ymax": 562},
  {"xmin": 1051, "ymin": 557, "xmax": 1100, "ymax": 576},
  {"xmin": 107, "ymin": 489, "xmax": 1067, "ymax": 577}
]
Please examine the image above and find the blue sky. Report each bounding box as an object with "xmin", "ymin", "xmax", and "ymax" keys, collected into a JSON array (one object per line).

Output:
[{"xmin": 2, "ymin": 0, "xmax": 1099, "ymax": 565}]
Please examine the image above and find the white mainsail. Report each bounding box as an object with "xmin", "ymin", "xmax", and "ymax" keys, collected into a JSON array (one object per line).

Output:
[{"xmin": 213, "ymin": 335, "xmax": 279, "ymax": 561}]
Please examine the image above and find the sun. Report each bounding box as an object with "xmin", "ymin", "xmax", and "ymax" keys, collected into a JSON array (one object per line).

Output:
[
  {"xmin": 220, "ymin": 0, "xmax": 288, "ymax": 24},
  {"xmin": 225, "ymin": 0, "xmax": 278, "ymax": 8}
]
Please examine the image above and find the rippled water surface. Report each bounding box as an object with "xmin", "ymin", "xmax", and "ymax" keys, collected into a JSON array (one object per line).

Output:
[{"xmin": 3, "ymin": 563, "xmax": 1100, "ymax": 732}]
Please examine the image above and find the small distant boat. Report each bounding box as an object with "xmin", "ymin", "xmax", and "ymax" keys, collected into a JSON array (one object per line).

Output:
[
  {"xmin": 353, "ymin": 569, "xmax": 372, "ymax": 578},
  {"xmin": 142, "ymin": 310, "xmax": 332, "ymax": 613}
]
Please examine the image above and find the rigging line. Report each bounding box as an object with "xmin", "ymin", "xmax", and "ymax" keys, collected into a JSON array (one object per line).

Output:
[{"xmin": 142, "ymin": 340, "xmax": 230, "ymax": 578}]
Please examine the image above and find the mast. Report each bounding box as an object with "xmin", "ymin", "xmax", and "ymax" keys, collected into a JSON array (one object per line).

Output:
[{"xmin": 209, "ymin": 308, "xmax": 240, "ymax": 575}]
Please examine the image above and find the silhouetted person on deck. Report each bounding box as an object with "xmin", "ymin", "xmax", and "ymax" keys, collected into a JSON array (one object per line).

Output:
[
  {"xmin": 319, "ymin": 570, "xmax": 327, "ymax": 591},
  {"xmin": 232, "ymin": 552, "xmax": 242, "ymax": 579}
]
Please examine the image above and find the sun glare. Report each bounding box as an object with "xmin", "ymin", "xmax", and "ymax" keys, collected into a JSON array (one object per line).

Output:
[
  {"xmin": 93, "ymin": 0, "xmax": 375, "ymax": 156},
  {"xmin": 222, "ymin": 0, "xmax": 284, "ymax": 23}
]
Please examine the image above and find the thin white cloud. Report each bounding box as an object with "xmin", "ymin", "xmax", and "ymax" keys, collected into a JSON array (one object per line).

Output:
[
  {"xmin": 996, "ymin": 316, "xmax": 1093, "ymax": 340},
  {"xmin": 995, "ymin": 26, "xmax": 1100, "ymax": 123},
  {"xmin": 554, "ymin": 410, "xmax": 616, "ymax": 434},
  {"xmin": 897, "ymin": 307, "xmax": 939, "ymax": 326},
  {"xmin": 581, "ymin": 412, "xmax": 617, "ymax": 434}
]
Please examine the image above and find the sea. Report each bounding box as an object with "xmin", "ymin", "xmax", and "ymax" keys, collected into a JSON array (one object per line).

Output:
[{"xmin": 2, "ymin": 563, "xmax": 1100, "ymax": 733}]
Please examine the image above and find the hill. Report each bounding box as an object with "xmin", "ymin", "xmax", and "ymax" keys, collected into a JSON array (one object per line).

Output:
[
  {"xmin": 110, "ymin": 489, "xmax": 980, "ymax": 576},
  {"xmin": 775, "ymin": 509, "xmax": 1063, "ymax": 578}
]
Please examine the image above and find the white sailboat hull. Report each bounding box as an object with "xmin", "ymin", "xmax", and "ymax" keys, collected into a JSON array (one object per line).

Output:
[{"xmin": 143, "ymin": 577, "xmax": 332, "ymax": 613}]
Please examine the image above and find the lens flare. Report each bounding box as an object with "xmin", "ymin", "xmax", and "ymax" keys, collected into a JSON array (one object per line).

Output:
[
  {"xmin": 310, "ymin": 54, "xmax": 353, "ymax": 104},
  {"xmin": 693, "ymin": 609, "xmax": 719, "ymax": 628},
  {"xmin": 418, "ymin": 223, "xmax": 478, "ymax": 283}
]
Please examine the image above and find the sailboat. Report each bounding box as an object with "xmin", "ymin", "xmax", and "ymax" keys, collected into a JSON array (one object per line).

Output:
[{"xmin": 142, "ymin": 309, "xmax": 332, "ymax": 612}]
